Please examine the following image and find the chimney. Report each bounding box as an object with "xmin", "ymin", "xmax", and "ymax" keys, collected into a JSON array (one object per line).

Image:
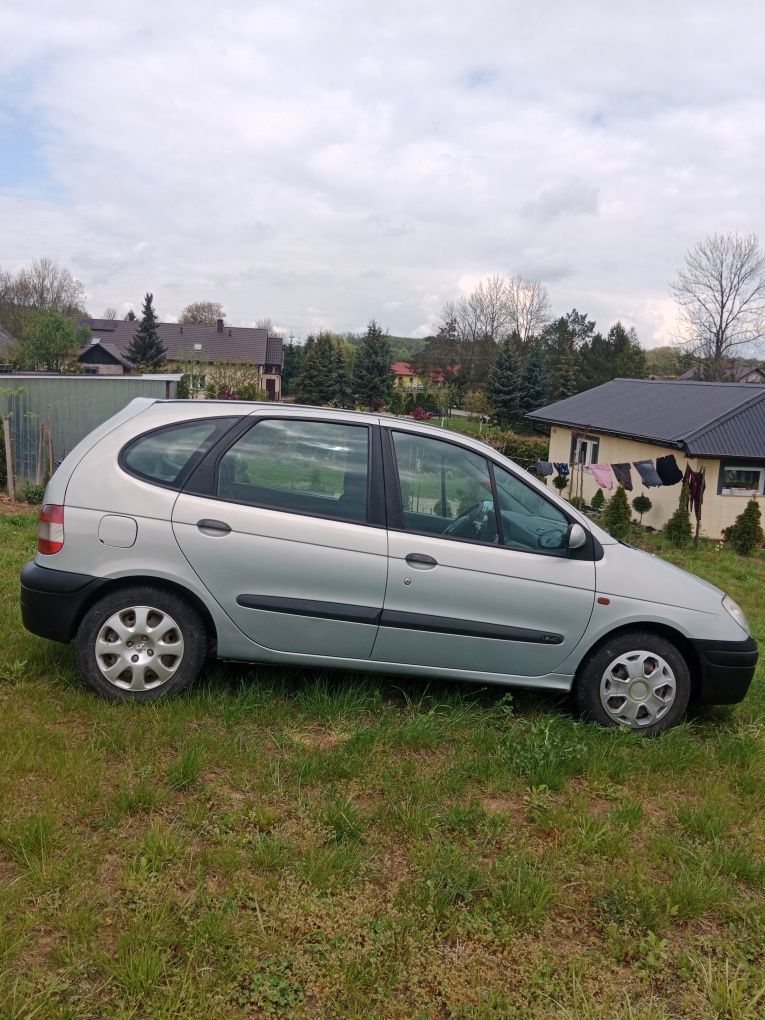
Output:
[{"xmin": 216, "ymin": 318, "xmax": 224, "ymax": 333}]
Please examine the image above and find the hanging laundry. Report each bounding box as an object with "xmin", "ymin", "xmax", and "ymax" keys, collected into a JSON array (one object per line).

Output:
[
  {"xmin": 588, "ymin": 463, "xmax": 613, "ymax": 491},
  {"xmin": 553, "ymin": 463, "xmax": 570, "ymax": 477},
  {"xmin": 612, "ymin": 463, "xmax": 633, "ymax": 491},
  {"xmin": 536, "ymin": 460, "xmax": 553, "ymax": 477},
  {"xmin": 633, "ymin": 460, "xmax": 664, "ymax": 487},
  {"xmin": 683, "ymin": 465, "xmax": 706, "ymax": 520},
  {"xmin": 655, "ymin": 454, "xmax": 683, "ymax": 486}
]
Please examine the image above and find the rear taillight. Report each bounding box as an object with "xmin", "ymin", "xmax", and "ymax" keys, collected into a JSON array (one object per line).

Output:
[{"xmin": 38, "ymin": 504, "xmax": 65, "ymax": 555}]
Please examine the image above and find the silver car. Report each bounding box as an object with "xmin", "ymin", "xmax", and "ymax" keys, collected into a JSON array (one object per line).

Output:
[{"xmin": 20, "ymin": 399, "xmax": 757, "ymax": 734}]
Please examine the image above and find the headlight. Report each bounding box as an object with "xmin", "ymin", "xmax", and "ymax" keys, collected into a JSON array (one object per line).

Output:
[{"xmin": 723, "ymin": 595, "xmax": 750, "ymax": 635}]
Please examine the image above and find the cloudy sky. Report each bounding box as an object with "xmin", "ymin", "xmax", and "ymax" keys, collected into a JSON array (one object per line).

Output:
[{"xmin": 1, "ymin": 1, "xmax": 764, "ymax": 346}]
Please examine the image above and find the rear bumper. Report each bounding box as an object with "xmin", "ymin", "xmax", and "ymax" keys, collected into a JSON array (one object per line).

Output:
[
  {"xmin": 20, "ymin": 561, "xmax": 104, "ymax": 644},
  {"xmin": 690, "ymin": 635, "xmax": 759, "ymax": 705}
]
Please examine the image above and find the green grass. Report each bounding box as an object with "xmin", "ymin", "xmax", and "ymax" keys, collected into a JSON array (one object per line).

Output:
[{"xmin": 1, "ymin": 511, "xmax": 765, "ymax": 1017}]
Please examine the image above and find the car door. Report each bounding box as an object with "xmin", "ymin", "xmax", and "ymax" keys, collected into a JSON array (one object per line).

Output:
[
  {"xmin": 172, "ymin": 415, "xmax": 388, "ymax": 660},
  {"xmin": 372, "ymin": 427, "xmax": 595, "ymax": 677}
]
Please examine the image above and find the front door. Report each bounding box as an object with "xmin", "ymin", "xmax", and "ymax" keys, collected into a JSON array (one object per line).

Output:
[
  {"xmin": 372, "ymin": 428, "xmax": 595, "ymax": 677},
  {"xmin": 172, "ymin": 417, "xmax": 387, "ymax": 659}
]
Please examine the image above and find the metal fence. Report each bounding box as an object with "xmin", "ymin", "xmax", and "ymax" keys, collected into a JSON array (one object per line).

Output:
[{"xmin": 0, "ymin": 375, "xmax": 180, "ymax": 482}]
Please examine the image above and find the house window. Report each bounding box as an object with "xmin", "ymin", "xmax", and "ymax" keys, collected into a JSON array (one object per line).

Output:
[
  {"xmin": 718, "ymin": 463, "xmax": 765, "ymax": 497},
  {"xmin": 570, "ymin": 433, "xmax": 599, "ymax": 466}
]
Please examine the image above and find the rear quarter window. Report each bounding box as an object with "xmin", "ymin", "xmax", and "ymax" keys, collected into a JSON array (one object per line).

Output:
[{"xmin": 120, "ymin": 418, "xmax": 238, "ymax": 488}]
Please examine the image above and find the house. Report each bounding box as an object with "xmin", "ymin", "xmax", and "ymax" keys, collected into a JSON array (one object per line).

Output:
[
  {"xmin": 678, "ymin": 359, "xmax": 765, "ymax": 384},
  {"xmin": 391, "ymin": 361, "xmax": 457, "ymax": 391},
  {"xmin": 528, "ymin": 378, "xmax": 765, "ymax": 539},
  {"xmin": 76, "ymin": 318, "xmax": 284, "ymax": 399}
]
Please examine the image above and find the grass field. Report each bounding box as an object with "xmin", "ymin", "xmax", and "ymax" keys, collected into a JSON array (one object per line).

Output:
[{"xmin": 1, "ymin": 511, "xmax": 765, "ymax": 1018}]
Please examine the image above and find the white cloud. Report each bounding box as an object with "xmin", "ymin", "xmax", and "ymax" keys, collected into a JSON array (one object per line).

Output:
[{"xmin": 1, "ymin": 1, "xmax": 764, "ymax": 346}]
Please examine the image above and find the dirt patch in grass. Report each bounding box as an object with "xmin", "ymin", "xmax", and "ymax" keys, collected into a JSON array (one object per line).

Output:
[{"xmin": 0, "ymin": 496, "xmax": 36, "ymax": 515}]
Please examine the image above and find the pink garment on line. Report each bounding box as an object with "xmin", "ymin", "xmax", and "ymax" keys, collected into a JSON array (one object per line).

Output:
[{"xmin": 588, "ymin": 463, "xmax": 613, "ymax": 490}]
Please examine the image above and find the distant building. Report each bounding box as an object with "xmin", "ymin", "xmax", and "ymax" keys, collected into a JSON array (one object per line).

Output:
[
  {"xmin": 678, "ymin": 359, "xmax": 765, "ymax": 384},
  {"xmin": 391, "ymin": 360, "xmax": 457, "ymax": 391},
  {"xmin": 76, "ymin": 317, "xmax": 284, "ymax": 398}
]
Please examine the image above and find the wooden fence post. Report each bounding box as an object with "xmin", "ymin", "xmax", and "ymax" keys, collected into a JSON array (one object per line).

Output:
[{"xmin": 3, "ymin": 417, "xmax": 14, "ymax": 502}]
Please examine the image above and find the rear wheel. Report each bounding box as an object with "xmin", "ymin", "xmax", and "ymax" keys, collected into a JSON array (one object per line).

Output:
[
  {"xmin": 575, "ymin": 630, "xmax": 691, "ymax": 735},
  {"xmin": 75, "ymin": 586, "xmax": 206, "ymax": 701}
]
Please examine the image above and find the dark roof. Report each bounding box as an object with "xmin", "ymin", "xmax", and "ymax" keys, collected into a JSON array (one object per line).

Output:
[
  {"xmin": 528, "ymin": 378, "xmax": 765, "ymax": 459},
  {"xmin": 79, "ymin": 340, "xmax": 134, "ymax": 369},
  {"xmin": 76, "ymin": 318, "xmax": 283, "ymax": 367}
]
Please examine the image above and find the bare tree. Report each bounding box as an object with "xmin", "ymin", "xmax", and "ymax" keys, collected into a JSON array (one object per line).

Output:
[
  {"xmin": 671, "ymin": 232, "xmax": 765, "ymax": 379},
  {"xmin": 103, "ymin": 307, "xmax": 117, "ymax": 319},
  {"xmin": 0, "ymin": 257, "xmax": 86, "ymax": 340},
  {"xmin": 506, "ymin": 274, "xmax": 551, "ymax": 347},
  {"xmin": 179, "ymin": 300, "xmax": 226, "ymax": 326}
]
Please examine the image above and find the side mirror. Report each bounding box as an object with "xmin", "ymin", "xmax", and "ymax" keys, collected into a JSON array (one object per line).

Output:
[{"xmin": 567, "ymin": 523, "xmax": 587, "ymax": 551}]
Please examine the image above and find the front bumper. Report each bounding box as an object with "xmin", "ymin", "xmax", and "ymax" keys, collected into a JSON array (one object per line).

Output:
[
  {"xmin": 20, "ymin": 561, "xmax": 106, "ymax": 644},
  {"xmin": 690, "ymin": 635, "xmax": 759, "ymax": 705}
]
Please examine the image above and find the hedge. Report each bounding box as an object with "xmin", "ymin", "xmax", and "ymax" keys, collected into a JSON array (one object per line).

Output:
[{"xmin": 484, "ymin": 430, "xmax": 549, "ymax": 465}]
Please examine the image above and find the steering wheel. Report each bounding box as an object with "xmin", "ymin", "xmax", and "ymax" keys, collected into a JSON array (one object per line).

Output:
[{"xmin": 444, "ymin": 501, "xmax": 488, "ymax": 537}]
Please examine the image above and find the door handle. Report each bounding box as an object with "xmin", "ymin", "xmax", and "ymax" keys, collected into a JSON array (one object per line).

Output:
[
  {"xmin": 405, "ymin": 553, "xmax": 438, "ymax": 567},
  {"xmin": 197, "ymin": 518, "xmax": 231, "ymax": 534}
]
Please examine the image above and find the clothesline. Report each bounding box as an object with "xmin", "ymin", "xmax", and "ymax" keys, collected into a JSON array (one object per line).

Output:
[{"xmin": 535, "ymin": 453, "xmax": 696, "ymax": 493}]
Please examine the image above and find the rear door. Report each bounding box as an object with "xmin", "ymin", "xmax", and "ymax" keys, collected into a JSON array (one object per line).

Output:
[
  {"xmin": 172, "ymin": 415, "xmax": 388, "ymax": 659},
  {"xmin": 373, "ymin": 427, "xmax": 596, "ymax": 677}
]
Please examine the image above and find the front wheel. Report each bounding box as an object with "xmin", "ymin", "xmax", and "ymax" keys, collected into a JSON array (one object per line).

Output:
[
  {"xmin": 575, "ymin": 630, "xmax": 691, "ymax": 735},
  {"xmin": 75, "ymin": 585, "xmax": 206, "ymax": 701}
]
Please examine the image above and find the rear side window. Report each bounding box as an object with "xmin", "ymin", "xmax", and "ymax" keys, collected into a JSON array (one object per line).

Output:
[
  {"xmin": 121, "ymin": 418, "xmax": 237, "ymax": 488},
  {"xmin": 216, "ymin": 418, "xmax": 369, "ymax": 522}
]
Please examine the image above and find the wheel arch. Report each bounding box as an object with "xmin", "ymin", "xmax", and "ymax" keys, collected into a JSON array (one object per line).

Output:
[
  {"xmin": 573, "ymin": 622, "xmax": 703, "ymax": 702},
  {"xmin": 76, "ymin": 575, "xmax": 218, "ymax": 654}
]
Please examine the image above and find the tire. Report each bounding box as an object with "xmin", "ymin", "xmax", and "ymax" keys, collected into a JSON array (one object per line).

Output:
[
  {"xmin": 74, "ymin": 585, "xmax": 206, "ymax": 701},
  {"xmin": 575, "ymin": 629, "xmax": 691, "ymax": 735}
]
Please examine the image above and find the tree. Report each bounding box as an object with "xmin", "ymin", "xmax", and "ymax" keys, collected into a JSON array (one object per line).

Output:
[
  {"xmin": 519, "ymin": 344, "xmax": 548, "ymax": 418},
  {"xmin": 124, "ymin": 310, "xmax": 136, "ymax": 321},
  {"xmin": 664, "ymin": 485, "xmax": 692, "ymax": 548},
  {"xmin": 543, "ymin": 309, "xmax": 595, "ymax": 402},
  {"xmin": 294, "ymin": 333, "xmax": 336, "ymax": 405},
  {"xmin": 413, "ymin": 313, "xmax": 460, "ymax": 387},
  {"xmin": 671, "ymin": 232, "xmax": 765, "ymax": 379},
  {"xmin": 0, "ymin": 257, "xmax": 87, "ymax": 341},
  {"xmin": 282, "ymin": 340, "xmax": 304, "ymax": 397},
  {"xmin": 126, "ymin": 293, "xmax": 167, "ymax": 370},
  {"xmin": 578, "ymin": 322, "xmax": 646, "ymax": 390},
  {"xmin": 723, "ymin": 498, "xmax": 764, "ymax": 556},
  {"xmin": 462, "ymin": 389, "xmax": 493, "ymax": 432},
  {"xmin": 16, "ymin": 309, "xmax": 89, "ymax": 371},
  {"xmin": 602, "ymin": 486, "xmax": 631, "ymax": 540},
  {"xmin": 632, "ymin": 494, "xmax": 652, "ymax": 524},
  {"xmin": 352, "ymin": 319, "xmax": 393, "ymax": 409},
  {"xmin": 487, "ymin": 338, "xmax": 521, "ymax": 427},
  {"xmin": 103, "ymin": 307, "xmax": 117, "ymax": 320},
  {"xmin": 329, "ymin": 346, "xmax": 354, "ymax": 408},
  {"xmin": 506, "ymin": 274, "xmax": 551, "ymax": 349},
  {"xmin": 179, "ymin": 301, "xmax": 226, "ymax": 326},
  {"xmin": 591, "ymin": 488, "xmax": 606, "ymax": 511}
]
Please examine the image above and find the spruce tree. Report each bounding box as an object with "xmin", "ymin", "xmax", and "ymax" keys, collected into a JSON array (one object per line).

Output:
[
  {"xmin": 520, "ymin": 344, "xmax": 548, "ymax": 417},
  {"xmin": 487, "ymin": 338, "xmax": 521, "ymax": 427},
  {"xmin": 352, "ymin": 319, "xmax": 393, "ymax": 409},
  {"xmin": 664, "ymin": 484, "xmax": 693, "ymax": 548},
  {"xmin": 295, "ymin": 333, "xmax": 336, "ymax": 405},
  {"xmin": 591, "ymin": 488, "xmax": 605, "ymax": 511},
  {"xmin": 602, "ymin": 486, "xmax": 631, "ymax": 540},
  {"xmin": 723, "ymin": 498, "xmax": 764, "ymax": 556},
  {"xmin": 126, "ymin": 293, "xmax": 166, "ymax": 370},
  {"xmin": 329, "ymin": 346, "xmax": 354, "ymax": 408}
]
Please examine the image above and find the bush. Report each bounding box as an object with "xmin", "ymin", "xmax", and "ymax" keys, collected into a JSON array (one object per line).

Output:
[
  {"xmin": 664, "ymin": 485, "xmax": 692, "ymax": 548},
  {"xmin": 485, "ymin": 431, "xmax": 549, "ymax": 465},
  {"xmin": 570, "ymin": 495, "xmax": 586, "ymax": 510},
  {"xmin": 632, "ymin": 494, "xmax": 652, "ymax": 523},
  {"xmin": 17, "ymin": 481, "xmax": 46, "ymax": 504},
  {"xmin": 602, "ymin": 486, "xmax": 631, "ymax": 540},
  {"xmin": 723, "ymin": 498, "xmax": 764, "ymax": 556},
  {"xmin": 552, "ymin": 474, "xmax": 568, "ymax": 493},
  {"xmin": 591, "ymin": 488, "xmax": 605, "ymax": 511},
  {"xmin": 176, "ymin": 374, "xmax": 190, "ymax": 399},
  {"xmin": 411, "ymin": 407, "xmax": 434, "ymax": 421}
]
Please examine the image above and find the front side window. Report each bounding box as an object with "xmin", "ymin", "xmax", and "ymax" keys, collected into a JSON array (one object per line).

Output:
[
  {"xmin": 493, "ymin": 464, "xmax": 570, "ymax": 554},
  {"xmin": 122, "ymin": 418, "xmax": 234, "ymax": 487},
  {"xmin": 719, "ymin": 464, "xmax": 765, "ymax": 497},
  {"xmin": 217, "ymin": 419, "xmax": 369, "ymax": 522},
  {"xmin": 391, "ymin": 431, "xmax": 498, "ymax": 544}
]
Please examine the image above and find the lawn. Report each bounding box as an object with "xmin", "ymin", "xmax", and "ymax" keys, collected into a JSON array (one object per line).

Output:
[{"xmin": 1, "ymin": 511, "xmax": 765, "ymax": 1018}]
